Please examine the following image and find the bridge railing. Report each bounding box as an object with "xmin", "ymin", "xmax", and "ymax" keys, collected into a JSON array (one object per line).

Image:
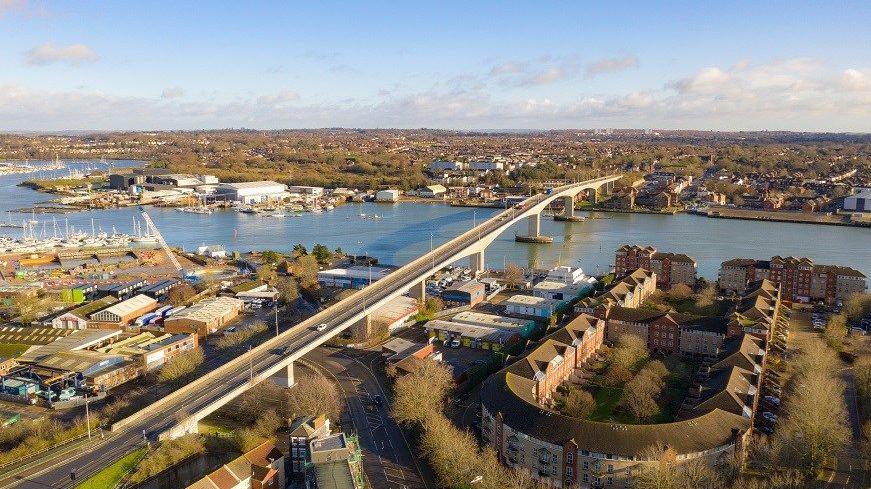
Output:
[{"xmin": 110, "ymin": 175, "xmax": 621, "ymax": 433}]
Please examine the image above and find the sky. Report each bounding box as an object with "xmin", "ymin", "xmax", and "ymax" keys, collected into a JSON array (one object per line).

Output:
[{"xmin": 0, "ymin": 0, "xmax": 869, "ymax": 132}]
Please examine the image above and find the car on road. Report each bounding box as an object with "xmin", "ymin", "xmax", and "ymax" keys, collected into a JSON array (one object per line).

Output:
[
  {"xmin": 316, "ymin": 323, "xmax": 328, "ymax": 332},
  {"xmin": 272, "ymin": 346, "xmax": 291, "ymax": 356}
]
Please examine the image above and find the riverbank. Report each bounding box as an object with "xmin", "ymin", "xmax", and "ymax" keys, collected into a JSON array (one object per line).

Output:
[{"xmin": 691, "ymin": 207, "xmax": 870, "ymax": 228}]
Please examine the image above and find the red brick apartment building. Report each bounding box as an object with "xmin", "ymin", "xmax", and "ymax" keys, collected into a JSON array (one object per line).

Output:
[
  {"xmin": 615, "ymin": 244, "xmax": 697, "ymax": 290},
  {"xmin": 719, "ymin": 256, "xmax": 865, "ymax": 304}
]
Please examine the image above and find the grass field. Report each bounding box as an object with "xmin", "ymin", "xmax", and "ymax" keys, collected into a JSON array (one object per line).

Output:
[
  {"xmin": 0, "ymin": 343, "xmax": 28, "ymax": 357},
  {"xmin": 75, "ymin": 448, "xmax": 146, "ymax": 489}
]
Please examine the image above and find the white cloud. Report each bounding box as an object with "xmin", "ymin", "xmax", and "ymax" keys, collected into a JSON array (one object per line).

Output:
[
  {"xmin": 585, "ymin": 55, "xmax": 638, "ymax": 77},
  {"xmin": 0, "ymin": 58, "xmax": 869, "ymax": 132},
  {"xmin": 25, "ymin": 43, "xmax": 99, "ymax": 66},
  {"xmin": 161, "ymin": 87, "xmax": 184, "ymax": 99},
  {"xmin": 256, "ymin": 90, "xmax": 300, "ymax": 107},
  {"xmin": 840, "ymin": 69, "xmax": 871, "ymax": 92},
  {"xmin": 489, "ymin": 62, "xmax": 525, "ymax": 76},
  {"xmin": 518, "ymin": 67, "xmax": 565, "ymax": 86}
]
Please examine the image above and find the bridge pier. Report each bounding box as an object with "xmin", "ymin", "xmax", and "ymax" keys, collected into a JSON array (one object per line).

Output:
[
  {"xmin": 271, "ymin": 362, "xmax": 295, "ymax": 388},
  {"xmin": 162, "ymin": 417, "xmax": 200, "ymax": 441},
  {"xmin": 515, "ymin": 213, "xmax": 553, "ymax": 243},
  {"xmin": 469, "ymin": 251, "xmax": 485, "ymax": 275},
  {"xmin": 554, "ymin": 195, "xmax": 585, "ymax": 222},
  {"xmin": 408, "ymin": 280, "xmax": 426, "ymax": 301}
]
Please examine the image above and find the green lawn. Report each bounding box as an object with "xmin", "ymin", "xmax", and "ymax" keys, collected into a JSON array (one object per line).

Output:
[
  {"xmin": 587, "ymin": 385, "xmax": 623, "ymax": 421},
  {"xmin": 75, "ymin": 448, "xmax": 146, "ymax": 489},
  {"xmin": 0, "ymin": 343, "xmax": 28, "ymax": 357}
]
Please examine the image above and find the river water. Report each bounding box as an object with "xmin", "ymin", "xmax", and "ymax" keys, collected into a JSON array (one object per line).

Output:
[{"xmin": 1, "ymin": 160, "xmax": 868, "ymax": 279}]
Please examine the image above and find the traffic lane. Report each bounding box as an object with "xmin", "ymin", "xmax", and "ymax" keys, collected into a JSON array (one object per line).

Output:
[{"xmin": 308, "ymin": 350, "xmax": 429, "ymax": 489}]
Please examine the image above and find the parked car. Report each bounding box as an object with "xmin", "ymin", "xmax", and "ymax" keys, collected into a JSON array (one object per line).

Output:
[
  {"xmin": 449, "ymin": 339, "xmax": 461, "ymax": 348},
  {"xmin": 762, "ymin": 412, "xmax": 778, "ymax": 423},
  {"xmin": 758, "ymin": 425, "xmax": 775, "ymax": 435},
  {"xmin": 764, "ymin": 395, "xmax": 781, "ymax": 406}
]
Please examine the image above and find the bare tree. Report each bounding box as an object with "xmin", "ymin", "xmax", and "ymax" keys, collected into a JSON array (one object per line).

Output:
[
  {"xmin": 561, "ymin": 387, "xmax": 596, "ymax": 418},
  {"xmin": 503, "ymin": 263, "xmax": 523, "ymax": 289}
]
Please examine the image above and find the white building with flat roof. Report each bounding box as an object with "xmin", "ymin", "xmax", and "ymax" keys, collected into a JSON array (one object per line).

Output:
[
  {"xmin": 375, "ymin": 189, "xmax": 400, "ymax": 202},
  {"xmin": 504, "ymin": 294, "xmax": 561, "ymax": 318},
  {"xmin": 216, "ymin": 181, "xmax": 289, "ymax": 204},
  {"xmin": 533, "ymin": 266, "xmax": 597, "ymax": 305}
]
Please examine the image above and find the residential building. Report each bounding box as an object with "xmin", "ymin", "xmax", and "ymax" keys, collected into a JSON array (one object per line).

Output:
[
  {"xmin": 718, "ymin": 256, "xmax": 865, "ymax": 304},
  {"xmin": 289, "ymin": 415, "xmax": 332, "ymax": 475},
  {"xmin": 308, "ymin": 433, "xmax": 365, "ymax": 489},
  {"xmin": 615, "ymin": 245, "xmax": 697, "ymax": 289},
  {"xmin": 215, "ymin": 181, "xmax": 289, "ymax": 204},
  {"xmin": 575, "ymin": 268, "xmax": 657, "ymax": 313},
  {"xmin": 480, "ymin": 318, "xmax": 754, "ymax": 489},
  {"xmin": 726, "ymin": 280, "xmax": 782, "ymax": 341},
  {"xmin": 600, "ymin": 305, "xmax": 728, "ymax": 356},
  {"xmin": 187, "ymin": 441, "xmax": 285, "ymax": 489},
  {"xmin": 164, "ymin": 296, "xmax": 245, "ymax": 335},
  {"xmin": 441, "ymin": 280, "xmax": 486, "ymax": 307},
  {"xmin": 468, "ymin": 160, "xmax": 504, "ymax": 171}
]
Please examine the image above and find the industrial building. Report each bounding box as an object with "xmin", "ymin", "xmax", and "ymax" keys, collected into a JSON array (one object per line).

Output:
[
  {"xmin": 51, "ymin": 296, "xmax": 119, "ymax": 329},
  {"xmin": 370, "ymin": 296, "xmax": 419, "ymax": 333},
  {"xmin": 165, "ymin": 296, "xmax": 245, "ymax": 335},
  {"xmin": 287, "ymin": 185, "xmax": 325, "ymax": 197},
  {"xmin": 89, "ymin": 294, "xmax": 158, "ymax": 327},
  {"xmin": 451, "ymin": 311, "xmax": 538, "ymax": 338},
  {"xmin": 94, "ymin": 279, "xmax": 148, "ymax": 300},
  {"xmin": 215, "ymin": 181, "xmax": 289, "ymax": 204},
  {"xmin": 139, "ymin": 279, "xmax": 182, "ymax": 300},
  {"xmin": 441, "ymin": 280, "xmax": 486, "ymax": 307},
  {"xmin": 424, "ymin": 319, "xmax": 518, "ymax": 350},
  {"xmin": 317, "ymin": 265, "xmax": 394, "ymax": 289},
  {"xmin": 95, "ymin": 331, "xmax": 198, "ymax": 371},
  {"xmin": 375, "ymin": 189, "xmax": 400, "ymax": 202},
  {"xmin": 504, "ymin": 294, "xmax": 561, "ymax": 318}
]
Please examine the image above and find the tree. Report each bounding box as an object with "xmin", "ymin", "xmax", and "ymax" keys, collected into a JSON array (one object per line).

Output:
[
  {"xmin": 167, "ymin": 283, "xmax": 197, "ymax": 306},
  {"xmin": 285, "ymin": 373, "xmax": 342, "ymax": 420},
  {"xmin": 503, "ymin": 263, "xmax": 523, "ymax": 289},
  {"xmin": 633, "ymin": 443, "xmax": 725, "ymax": 489},
  {"xmin": 256, "ymin": 263, "xmax": 276, "ymax": 284},
  {"xmin": 392, "ymin": 359, "xmax": 453, "ymax": 425},
  {"xmin": 294, "ymin": 254, "xmax": 320, "ymax": 289},
  {"xmin": 668, "ymin": 283, "xmax": 693, "ymax": 300},
  {"xmin": 620, "ymin": 362, "xmax": 668, "ymax": 420},
  {"xmin": 274, "ymin": 276, "xmax": 299, "ymax": 304},
  {"xmin": 843, "ymin": 292, "xmax": 871, "ymax": 324},
  {"xmin": 775, "ymin": 339, "xmax": 851, "ymax": 473},
  {"xmin": 561, "ymin": 387, "xmax": 595, "ymax": 418},
  {"xmin": 695, "ymin": 283, "xmax": 717, "ymax": 311},
  {"xmin": 311, "ymin": 243, "xmax": 333, "ymax": 264},
  {"xmin": 823, "ymin": 314, "xmax": 847, "ymax": 350},
  {"xmin": 157, "ymin": 348, "xmax": 204, "ymax": 382},
  {"xmin": 291, "ymin": 243, "xmax": 308, "ymax": 258},
  {"xmin": 260, "ymin": 250, "xmax": 284, "ymax": 265}
]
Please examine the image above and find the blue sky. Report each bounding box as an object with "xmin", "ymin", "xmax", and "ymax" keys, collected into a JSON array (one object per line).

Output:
[{"xmin": 1, "ymin": 0, "xmax": 869, "ymax": 131}]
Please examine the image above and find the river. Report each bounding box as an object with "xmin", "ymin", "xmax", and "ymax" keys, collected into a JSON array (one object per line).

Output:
[{"xmin": 1, "ymin": 160, "xmax": 868, "ymax": 279}]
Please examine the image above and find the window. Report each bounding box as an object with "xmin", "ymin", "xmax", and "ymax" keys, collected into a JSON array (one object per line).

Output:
[
  {"xmin": 608, "ymin": 476, "xmax": 613, "ymax": 485},
  {"xmin": 583, "ymin": 461, "xmax": 589, "ymax": 471},
  {"xmin": 566, "ymin": 467, "xmax": 573, "ymax": 476},
  {"xmin": 583, "ymin": 473, "xmax": 589, "ymax": 483},
  {"xmin": 566, "ymin": 452, "xmax": 574, "ymax": 464},
  {"xmin": 608, "ymin": 464, "xmax": 613, "ymax": 474}
]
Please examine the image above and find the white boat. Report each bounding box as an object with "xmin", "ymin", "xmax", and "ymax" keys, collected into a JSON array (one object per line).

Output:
[{"xmin": 271, "ymin": 212, "xmax": 287, "ymax": 218}]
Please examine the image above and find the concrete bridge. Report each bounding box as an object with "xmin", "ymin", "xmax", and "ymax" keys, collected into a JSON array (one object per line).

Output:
[{"xmin": 106, "ymin": 175, "xmax": 621, "ymax": 440}]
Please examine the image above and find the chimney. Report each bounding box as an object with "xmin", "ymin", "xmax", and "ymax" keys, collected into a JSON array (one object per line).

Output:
[{"xmin": 314, "ymin": 414, "xmax": 325, "ymax": 429}]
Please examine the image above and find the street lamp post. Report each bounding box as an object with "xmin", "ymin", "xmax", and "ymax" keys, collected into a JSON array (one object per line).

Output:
[
  {"xmin": 274, "ymin": 304, "xmax": 279, "ymax": 337},
  {"xmin": 84, "ymin": 393, "xmax": 91, "ymax": 440}
]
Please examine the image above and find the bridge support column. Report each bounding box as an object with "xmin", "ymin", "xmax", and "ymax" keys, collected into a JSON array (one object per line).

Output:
[
  {"xmin": 271, "ymin": 362, "xmax": 295, "ymax": 388},
  {"xmin": 554, "ymin": 195, "xmax": 585, "ymax": 222},
  {"xmin": 515, "ymin": 213, "xmax": 553, "ymax": 243},
  {"xmin": 562, "ymin": 196, "xmax": 574, "ymax": 217},
  {"xmin": 469, "ymin": 251, "xmax": 485, "ymax": 275},
  {"xmin": 528, "ymin": 214, "xmax": 541, "ymax": 236},
  {"xmin": 408, "ymin": 280, "xmax": 426, "ymax": 301}
]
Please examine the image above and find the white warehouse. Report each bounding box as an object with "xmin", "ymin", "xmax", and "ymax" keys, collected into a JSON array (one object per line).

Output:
[{"xmin": 215, "ymin": 181, "xmax": 289, "ymax": 204}]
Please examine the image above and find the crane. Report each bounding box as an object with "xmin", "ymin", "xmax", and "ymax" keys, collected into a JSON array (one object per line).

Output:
[{"xmin": 137, "ymin": 206, "xmax": 188, "ymax": 279}]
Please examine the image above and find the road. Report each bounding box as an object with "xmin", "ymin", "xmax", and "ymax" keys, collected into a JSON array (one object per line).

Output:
[
  {"xmin": 304, "ymin": 347, "xmax": 434, "ymax": 489},
  {"xmin": 0, "ymin": 176, "xmax": 617, "ymax": 488}
]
